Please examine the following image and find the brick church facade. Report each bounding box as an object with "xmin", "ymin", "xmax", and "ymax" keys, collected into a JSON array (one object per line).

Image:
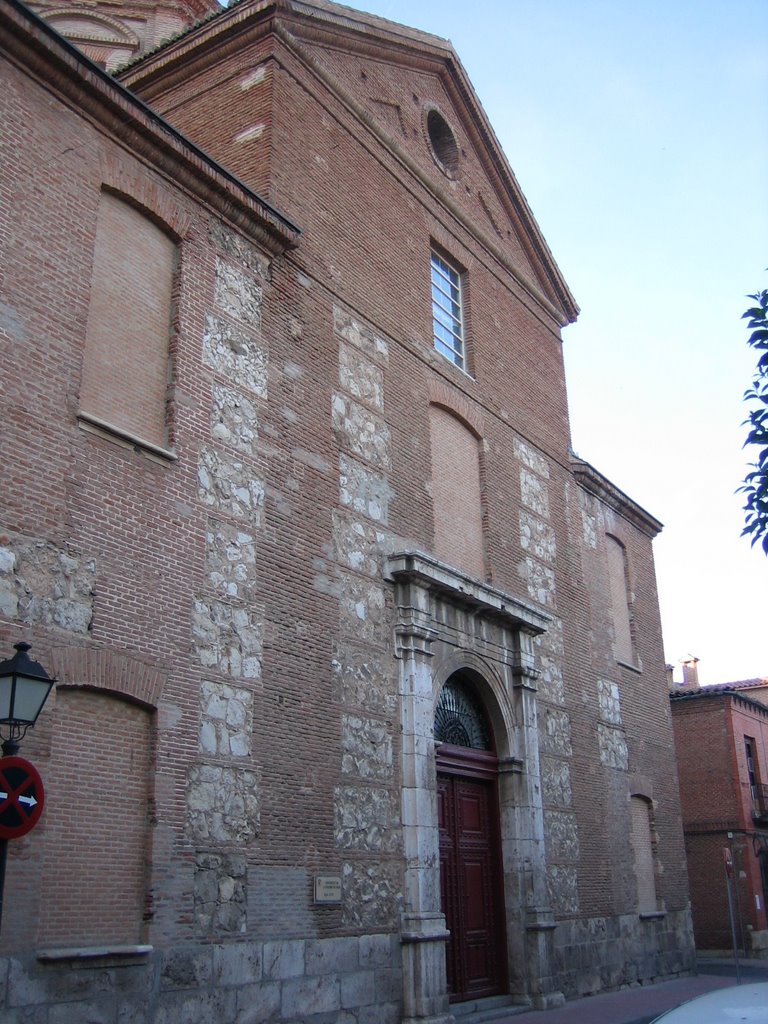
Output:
[{"xmin": 1, "ymin": 1, "xmax": 694, "ymax": 1020}]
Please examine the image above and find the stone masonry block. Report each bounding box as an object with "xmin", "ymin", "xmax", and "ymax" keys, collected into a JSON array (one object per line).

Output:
[
  {"xmin": 334, "ymin": 785, "xmax": 401, "ymax": 852},
  {"xmin": 545, "ymin": 809, "xmax": 580, "ymax": 860},
  {"xmin": 522, "ymin": 556, "xmax": 556, "ymax": 608},
  {"xmin": 597, "ymin": 679, "xmax": 622, "ymax": 725},
  {"xmin": 205, "ymin": 521, "xmax": 258, "ymax": 603},
  {"xmin": 519, "ymin": 510, "xmax": 556, "ymax": 563},
  {"xmin": 198, "ymin": 447, "xmax": 265, "ymax": 524},
  {"xmin": 199, "ymin": 680, "xmax": 254, "ymax": 757},
  {"xmin": 539, "ymin": 707, "xmax": 572, "ymax": 757},
  {"xmin": 338, "ymin": 575, "xmax": 387, "ymax": 643},
  {"xmin": 262, "ymin": 940, "xmax": 305, "ymax": 980},
  {"xmin": 192, "ymin": 598, "xmax": 263, "ymax": 679},
  {"xmin": 193, "ymin": 853, "xmax": 248, "ymax": 936},
  {"xmin": 514, "ymin": 438, "xmax": 550, "ymax": 478},
  {"xmin": 214, "ymin": 258, "xmax": 262, "ymax": 329},
  {"xmin": 334, "ymin": 305, "xmax": 389, "ymax": 364},
  {"xmin": 520, "ymin": 468, "xmax": 550, "ymax": 519},
  {"xmin": 537, "ymin": 655, "xmax": 565, "ymax": 705},
  {"xmin": 153, "ymin": 989, "xmax": 237, "ymax": 1024},
  {"xmin": 187, "ymin": 764, "xmax": 260, "ymax": 843},
  {"xmin": 305, "ymin": 936, "xmax": 359, "ymax": 976},
  {"xmin": 341, "ymin": 862, "xmax": 402, "ymax": 930},
  {"xmin": 541, "ymin": 756, "xmax": 573, "ymax": 808},
  {"xmin": 340, "ymin": 969, "xmax": 376, "ymax": 1009},
  {"xmin": 212, "ymin": 942, "xmax": 262, "ymax": 987},
  {"xmin": 597, "ymin": 722, "xmax": 629, "ymax": 771},
  {"xmin": 332, "ymin": 511, "xmax": 393, "ymax": 578},
  {"xmin": 209, "ymin": 220, "xmax": 270, "ymax": 280},
  {"xmin": 339, "ymin": 343, "xmax": 384, "ymax": 411},
  {"xmin": 0, "ymin": 532, "xmax": 95, "ymax": 632},
  {"xmin": 359, "ymin": 933, "xmax": 395, "ymax": 968},
  {"xmin": 211, "ymin": 384, "xmax": 259, "ymax": 455},
  {"xmin": 331, "ymin": 642, "xmax": 398, "ymax": 716},
  {"xmin": 161, "ymin": 947, "xmax": 214, "ymax": 989},
  {"xmin": 332, "ymin": 395, "xmax": 391, "ymax": 470},
  {"xmin": 281, "ymin": 975, "xmax": 340, "ymax": 1019},
  {"xmin": 547, "ymin": 864, "xmax": 579, "ymax": 915},
  {"xmin": 233, "ymin": 981, "xmax": 281, "ymax": 1024},
  {"xmin": 339, "ymin": 454, "xmax": 393, "ymax": 524},
  {"xmin": 203, "ymin": 315, "xmax": 268, "ymax": 398},
  {"xmin": 341, "ymin": 714, "xmax": 393, "ymax": 780}
]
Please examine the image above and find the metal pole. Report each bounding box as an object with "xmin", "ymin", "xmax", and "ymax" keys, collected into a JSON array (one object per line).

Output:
[
  {"xmin": 0, "ymin": 838, "xmax": 7, "ymax": 935},
  {"xmin": 725, "ymin": 855, "xmax": 742, "ymax": 985}
]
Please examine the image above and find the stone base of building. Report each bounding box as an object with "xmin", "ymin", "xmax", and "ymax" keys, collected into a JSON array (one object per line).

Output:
[
  {"xmin": 2, "ymin": 933, "xmax": 404, "ymax": 1024},
  {"xmin": 552, "ymin": 908, "xmax": 696, "ymax": 999}
]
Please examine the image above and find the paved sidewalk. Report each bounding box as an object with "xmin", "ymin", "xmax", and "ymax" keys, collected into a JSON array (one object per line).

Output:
[{"xmin": 481, "ymin": 959, "xmax": 768, "ymax": 1024}]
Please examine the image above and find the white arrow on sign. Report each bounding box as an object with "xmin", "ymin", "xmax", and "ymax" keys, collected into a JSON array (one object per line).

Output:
[{"xmin": 0, "ymin": 791, "xmax": 37, "ymax": 808}]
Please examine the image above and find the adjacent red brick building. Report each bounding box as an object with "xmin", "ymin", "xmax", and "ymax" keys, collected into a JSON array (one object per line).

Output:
[
  {"xmin": 1, "ymin": 1, "xmax": 695, "ymax": 1020},
  {"xmin": 671, "ymin": 679, "xmax": 768, "ymax": 955}
]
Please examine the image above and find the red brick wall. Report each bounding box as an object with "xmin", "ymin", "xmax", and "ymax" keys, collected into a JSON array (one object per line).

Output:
[
  {"xmin": 37, "ymin": 689, "xmax": 151, "ymax": 946},
  {"xmin": 672, "ymin": 693, "xmax": 768, "ymax": 947}
]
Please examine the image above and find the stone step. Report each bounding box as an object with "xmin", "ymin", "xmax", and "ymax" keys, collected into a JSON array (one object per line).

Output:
[{"xmin": 451, "ymin": 994, "xmax": 530, "ymax": 1023}]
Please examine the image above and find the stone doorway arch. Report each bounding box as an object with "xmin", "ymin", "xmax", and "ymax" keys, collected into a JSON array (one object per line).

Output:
[
  {"xmin": 387, "ymin": 551, "xmax": 563, "ymax": 1023},
  {"xmin": 435, "ymin": 672, "xmax": 507, "ymax": 1002}
]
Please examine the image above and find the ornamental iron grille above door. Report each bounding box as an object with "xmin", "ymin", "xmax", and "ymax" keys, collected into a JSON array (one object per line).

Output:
[{"xmin": 434, "ymin": 676, "xmax": 491, "ymax": 750}]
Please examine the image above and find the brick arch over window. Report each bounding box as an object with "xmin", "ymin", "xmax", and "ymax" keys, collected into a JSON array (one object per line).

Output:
[
  {"xmin": 42, "ymin": 8, "xmax": 140, "ymax": 49},
  {"xmin": 429, "ymin": 404, "xmax": 485, "ymax": 579},
  {"xmin": 79, "ymin": 188, "xmax": 179, "ymax": 450},
  {"xmin": 50, "ymin": 646, "xmax": 166, "ymax": 708}
]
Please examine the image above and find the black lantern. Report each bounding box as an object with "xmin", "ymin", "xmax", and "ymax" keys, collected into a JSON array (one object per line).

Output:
[{"xmin": 0, "ymin": 643, "xmax": 55, "ymax": 756}]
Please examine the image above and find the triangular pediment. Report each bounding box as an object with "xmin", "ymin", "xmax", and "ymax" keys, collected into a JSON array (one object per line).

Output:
[
  {"xmin": 119, "ymin": 0, "xmax": 577, "ymax": 323},
  {"xmin": 279, "ymin": 0, "xmax": 578, "ymax": 324}
]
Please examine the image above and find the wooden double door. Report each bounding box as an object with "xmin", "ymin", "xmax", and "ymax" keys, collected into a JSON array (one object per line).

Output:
[{"xmin": 437, "ymin": 754, "xmax": 507, "ymax": 1002}]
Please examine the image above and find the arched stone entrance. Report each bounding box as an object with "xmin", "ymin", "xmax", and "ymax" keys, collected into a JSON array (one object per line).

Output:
[
  {"xmin": 387, "ymin": 551, "xmax": 563, "ymax": 1024},
  {"xmin": 435, "ymin": 674, "xmax": 507, "ymax": 1001}
]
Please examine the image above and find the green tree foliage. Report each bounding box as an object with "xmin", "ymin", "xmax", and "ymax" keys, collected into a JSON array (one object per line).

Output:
[{"xmin": 740, "ymin": 285, "xmax": 768, "ymax": 553}]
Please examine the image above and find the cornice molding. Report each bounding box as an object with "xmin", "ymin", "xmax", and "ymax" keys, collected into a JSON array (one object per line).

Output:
[
  {"xmin": 571, "ymin": 455, "xmax": 663, "ymax": 538},
  {"xmin": 3, "ymin": 0, "xmax": 300, "ymax": 255},
  {"xmin": 387, "ymin": 550, "xmax": 551, "ymax": 637}
]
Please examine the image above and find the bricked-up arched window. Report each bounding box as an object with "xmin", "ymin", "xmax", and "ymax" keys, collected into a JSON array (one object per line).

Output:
[
  {"xmin": 630, "ymin": 795, "xmax": 659, "ymax": 915},
  {"xmin": 79, "ymin": 190, "xmax": 176, "ymax": 449},
  {"xmin": 429, "ymin": 405, "xmax": 484, "ymax": 579},
  {"xmin": 606, "ymin": 534, "xmax": 635, "ymax": 665},
  {"xmin": 37, "ymin": 690, "xmax": 152, "ymax": 947}
]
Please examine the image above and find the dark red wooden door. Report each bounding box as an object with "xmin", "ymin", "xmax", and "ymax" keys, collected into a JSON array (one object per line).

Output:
[{"xmin": 438, "ymin": 770, "xmax": 506, "ymax": 1001}]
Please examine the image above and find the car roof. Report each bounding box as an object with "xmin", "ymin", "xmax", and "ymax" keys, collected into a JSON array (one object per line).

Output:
[{"xmin": 651, "ymin": 982, "xmax": 768, "ymax": 1022}]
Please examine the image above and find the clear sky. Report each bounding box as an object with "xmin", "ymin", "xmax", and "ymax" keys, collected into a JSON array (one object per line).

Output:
[{"xmin": 352, "ymin": 0, "xmax": 767, "ymax": 685}]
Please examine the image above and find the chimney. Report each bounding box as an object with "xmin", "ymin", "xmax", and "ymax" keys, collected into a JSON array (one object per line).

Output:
[{"xmin": 680, "ymin": 655, "xmax": 700, "ymax": 689}]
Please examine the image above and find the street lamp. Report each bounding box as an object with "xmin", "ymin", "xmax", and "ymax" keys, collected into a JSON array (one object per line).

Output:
[
  {"xmin": 0, "ymin": 642, "xmax": 55, "ymax": 756},
  {"xmin": 0, "ymin": 642, "xmax": 54, "ymax": 934}
]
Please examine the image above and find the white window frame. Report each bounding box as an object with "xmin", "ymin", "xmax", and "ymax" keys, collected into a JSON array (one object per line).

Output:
[{"xmin": 431, "ymin": 250, "xmax": 465, "ymax": 370}]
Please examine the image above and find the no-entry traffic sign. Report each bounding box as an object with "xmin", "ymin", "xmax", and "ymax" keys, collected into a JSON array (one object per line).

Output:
[{"xmin": 0, "ymin": 756, "xmax": 45, "ymax": 840}]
